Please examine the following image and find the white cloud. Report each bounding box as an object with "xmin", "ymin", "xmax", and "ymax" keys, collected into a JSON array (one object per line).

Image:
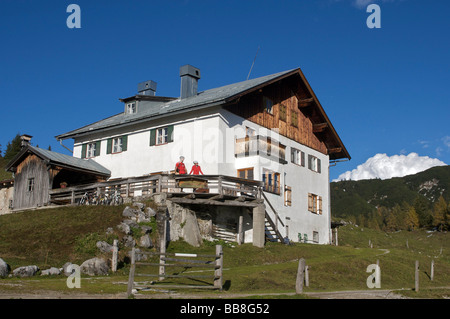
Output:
[{"xmin": 334, "ymin": 152, "xmax": 447, "ymax": 181}]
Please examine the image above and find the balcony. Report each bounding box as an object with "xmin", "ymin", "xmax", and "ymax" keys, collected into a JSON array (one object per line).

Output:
[{"xmin": 235, "ymin": 135, "xmax": 287, "ymax": 164}]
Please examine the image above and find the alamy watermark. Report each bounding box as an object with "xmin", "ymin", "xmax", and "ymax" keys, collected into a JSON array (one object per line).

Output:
[
  {"xmin": 66, "ymin": 4, "xmax": 81, "ymax": 29},
  {"xmin": 66, "ymin": 264, "xmax": 81, "ymax": 289},
  {"xmin": 366, "ymin": 4, "xmax": 381, "ymax": 29},
  {"xmin": 366, "ymin": 263, "xmax": 381, "ymax": 288}
]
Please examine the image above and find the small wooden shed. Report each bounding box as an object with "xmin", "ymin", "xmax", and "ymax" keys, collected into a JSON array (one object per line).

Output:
[{"xmin": 5, "ymin": 145, "xmax": 110, "ymax": 211}]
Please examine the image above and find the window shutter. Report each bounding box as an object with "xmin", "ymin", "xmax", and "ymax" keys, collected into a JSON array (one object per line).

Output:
[
  {"xmin": 121, "ymin": 135, "xmax": 128, "ymax": 152},
  {"xmin": 318, "ymin": 196, "xmax": 323, "ymax": 215},
  {"xmin": 94, "ymin": 141, "xmax": 101, "ymax": 156},
  {"xmin": 106, "ymin": 139, "xmax": 112, "ymax": 154},
  {"xmin": 150, "ymin": 129, "xmax": 156, "ymax": 146},
  {"xmin": 167, "ymin": 125, "xmax": 174, "ymax": 143},
  {"xmin": 308, "ymin": 193, "xmax": 313, "ymax": 211},
  {"xmin": 81, "ymin": 144, "xmax": 87, "ymax": 159},
  {"xmin": 301, "ymin": 151, "xmax": 305, "ymax": 167},
  {"xmin": 291, "ymin": 148, "xmax": 295, "ymax": 163},
  {"xmin": 317, "ymin": 158, "xmax": 321, "ymax": 173},
  {"xmin": 308, "ymin": 155, "xmax": 312, "ymax": 170}
]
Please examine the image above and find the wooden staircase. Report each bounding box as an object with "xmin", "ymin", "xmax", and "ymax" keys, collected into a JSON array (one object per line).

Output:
[{"xmin": 261, "ymin": 192, "xmax": 285, "ymax": 243}]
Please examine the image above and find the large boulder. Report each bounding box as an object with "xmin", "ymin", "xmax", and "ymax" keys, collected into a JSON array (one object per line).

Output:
[
  {"xmin": 12, "ymin": 265, "xmax": 39, "ymax": 277},
  {"xmin": 80, "ymin": 257, "xmax": 109, "ymax": 276},
  {"xmin": 138, "ymin": 234, "xmax": 153, "ymax": 248},
  {"xmin": 0, "ymin": 258, "xmax": 10, "ymax": 278},
  {"xmin": 41, "ymin": 267, "xmax": 61, "ymax": 276},
  {"xmin": 117, "ymin": 222, "xmax": 131, "ymax": 235},
  {"xmin": 122, "ymin": 206, "xmax": 140, "ymax": 218},
  {"xmin": 62, "ymin": 262, "xmax": 74, "ymax": 276},
  {"xmin": 96, "ymin": 241, "xmax": 113, "ymax": 253}
]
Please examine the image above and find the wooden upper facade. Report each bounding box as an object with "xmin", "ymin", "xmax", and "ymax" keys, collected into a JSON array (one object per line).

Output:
[{"xmin": 224, "ymin": 69, "xmax": 349, "ymax": 161}]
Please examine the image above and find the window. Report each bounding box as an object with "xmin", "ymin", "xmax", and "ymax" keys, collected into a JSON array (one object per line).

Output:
[
  {"xmin": 313, "ymin": 231, "xmax": 319, "ymax": 243},
  {"xmin": 263, "ymin": 96, "xmax": 273, "ymax": 114},
  {"xmin": 291, "ymin": 148, "xmax": 305, "ymax": 167},
  {"xmin": 308, "ymin": 154, "xmax": 321, "ymax": 173},
  {"xmin": 150, "ymin": 125, "xmax": 174, "ymax": 146},
  {"xmin": 308, "ymin": 193, "xmax": 323, "ymax": 215},
  {"xmin": 126, "ymin": 102, "xmax": 137, "ymax": 114},
  {"xmin": 262, "ymin": 169, "xmax": 281, "ymax": 194},
  {"xmin": 245, "ymin": 126, "xmax": 256, "ymax": 137},
  {"xmin": 157, "ymin": 127, "xmax": 168, "ymax": 145},
  {"xmin": 291, "ymin": 111, "xmax": 298, "ymax": 127},
  {"xmin": 81, "ymin": 141, "xmax": 101, "ymax": 158},
  {"xmin": 107, "ymin": 136, "xmax": 128, "ymax": 154},
  {"xmin": 27, "ymin": 178, "xmax": 35, "ymax": 192},
  {"xmin": 87, "ymin": 143, "xmax": 96, "ymax": 158},
  {"xmin": 284, "ymin": 186, "xmax": 292, "ymax": 206},
  {"xmin": 279, "ymin": 104, "xmax": 287, "ymax": 122},
  {"xmin": 237, "ymin": 167, "xmax": 254, "ymax": 180},
  {"xmin": 112, "ymin": 137, "xmax": 122, "ymax": 153}
]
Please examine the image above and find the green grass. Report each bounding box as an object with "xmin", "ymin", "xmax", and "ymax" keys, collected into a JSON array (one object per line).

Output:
[{"xmin": 0, "ymin": 205, "xmax": 449, "ymax": 298}]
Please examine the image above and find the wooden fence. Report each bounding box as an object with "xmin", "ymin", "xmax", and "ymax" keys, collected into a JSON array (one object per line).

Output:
[{"xmin": 127, "ymin": 245, "xmax": 224, "ymax": 297}]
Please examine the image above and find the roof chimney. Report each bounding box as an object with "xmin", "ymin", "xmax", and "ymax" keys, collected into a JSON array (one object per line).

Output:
[
  {"xmin": 180, "ymin": 65, "xmax": 201, "ymax": 99},
  {"xmin": 138, "ymin": 80, "xmax": 157, "ymax": 96},
  {"xmin": 20, "ymin": 134, "xmax": 32, "ymax": 148}
]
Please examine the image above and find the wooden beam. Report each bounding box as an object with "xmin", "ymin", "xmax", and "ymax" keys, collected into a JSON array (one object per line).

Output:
[
  {"xmin": 298, "ymin": 97, "xmax": 314, "ymax": 107},
  {"xmin": 313, "ymin": 123, "xmax": 328, "ymax": 133},
  {"xmin": 328, "ymin": 147, "xmax": 342, "ymax": 154}
]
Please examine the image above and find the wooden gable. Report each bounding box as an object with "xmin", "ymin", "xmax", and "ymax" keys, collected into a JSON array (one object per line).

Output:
[{"xmin": 224, "ymin": 70, "xmax": 349, "ymax": 160}]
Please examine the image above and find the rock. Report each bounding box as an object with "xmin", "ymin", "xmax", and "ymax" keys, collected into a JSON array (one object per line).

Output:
[
  {"xmin": 133, "ymin": 202, "xmax": 145, "ymax": 210},
  {"xmin": 80, "ymin": 257, "xmax": 109, "ymax": 276},
  {"xmin": 117, "ymin": 222, "xmax": 131, "ymax": 235},
  {"xmin": 122, "ymin": 206, "xmax": 140, "ymax": 218},
  {"xmin": 122, "ymin": 219, "xmax": 139, "ymax": 229},
  {"xmin": 41, "ymin": 267, "xmax": 61, "ymax": 276},
  {"xmin": 12, "ymin": 265, "xmax": 39, "ymax": 277},
  {"xmin": 145, "ymin": 207, "xmax": 156, "ymax": 218},
  {"xmin": 105, "ymin": 227, "xmax": 114, "ymax": 235},
  {"xmin": 127, "ymin": 249, "xmax": 147, "ymax": 262},
  {"xmin": 62, "ymin": 262, "xmax": 74, "ymax": 276},
  {"xmin": 122, "ymin": 235, "xmax": 135, "ymax": 248},
  {"xmin": 138, "ymin": 234, "xmax": 153, "ymax": 248},
  {"xmin": 137, "ymin": 211, "xmax": 150, "ymax": 223},
  {"xmin": 140, "ymin": 225, "xmax": 152, "ymax": 234},
  {"xmin": 0, "ymin": 258, "xmax": 11, "ymax": 278},
  {"xmin": 96, "ymin": 241, "xmax": 113, "ymax": 253}
]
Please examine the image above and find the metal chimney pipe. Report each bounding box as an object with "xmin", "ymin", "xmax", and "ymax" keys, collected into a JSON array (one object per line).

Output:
[{"xmin": 180, "ymin": 65, "xmax": 201, "ymax": 99}]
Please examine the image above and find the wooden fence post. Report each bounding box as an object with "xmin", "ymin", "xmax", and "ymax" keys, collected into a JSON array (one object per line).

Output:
[
  {"xmin": 112, "ymin": 239, "xmax": 118, "ymax": 272},
  {"xmin": 415, "ymin": 260, "xmax": 419, "ymax": 292},
  {"xmin": 214, "ymin": 245, "xmax": 223, "ymax": 291},
  {"xmin": 431, "ymin": 260, "xmax": 434, "ymax": 281},
  {"xmin": 159, "ymin": 211, "xmax": 167, "ymax": 281},
  {"xmin": 127, "ymin": 247, "xmax": 136, "ymax": 298},
  {"xmin": 296, "ymin": 258, "xmax": 306, "ymax": 294},
  {"xmin": 238, "ymin": 214, "xmax": 244, "ymax": 245},
  {"xmin": 305, "ymin": 265, "xmax": 309, "ymax": 287}
]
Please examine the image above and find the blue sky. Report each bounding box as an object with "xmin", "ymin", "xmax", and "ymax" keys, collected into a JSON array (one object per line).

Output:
[{"xmin": 1, "ymin": 0, "xmax": 449, "ymax": 181}]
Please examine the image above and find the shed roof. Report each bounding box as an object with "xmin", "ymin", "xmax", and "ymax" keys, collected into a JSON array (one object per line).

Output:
[{"xmin": 5, "ymin": 146, "xmax": 111, "ymax": 176}]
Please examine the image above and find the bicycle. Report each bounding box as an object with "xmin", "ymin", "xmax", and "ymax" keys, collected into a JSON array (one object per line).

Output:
[{"xmin": 110, "ymin": 190, "xmax": 123, "ymax": 206}]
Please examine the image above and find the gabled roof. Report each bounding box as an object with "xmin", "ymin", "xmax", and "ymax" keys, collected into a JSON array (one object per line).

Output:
[
  {"xmin": 55, "ymin": 69, "xmax": 298, "ymax": 140},
  {"xmin": 55, "ymin": 67, "xmax": 350, "ymax": 160},
  {"xmin": 5, "ymin": 146, "xmax": 111, "ymax": 176}
]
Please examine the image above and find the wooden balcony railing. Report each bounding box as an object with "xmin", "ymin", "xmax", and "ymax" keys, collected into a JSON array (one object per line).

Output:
[
  {"xmin": 235, "ymin": 135, "xmax": 287, "ymax": 164},
  {"xmin": 49, "ymin": 174, "xmax": 263, "ymax": 205}
]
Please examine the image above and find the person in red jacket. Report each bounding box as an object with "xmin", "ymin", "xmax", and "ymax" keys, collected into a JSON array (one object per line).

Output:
[
  {"xmin": 175, "ymin": 156, "xmax": 187, "ymax": 175},
  {"xmin": 189, "ymin": 160, "xmax": 204, "ymax": 175}
]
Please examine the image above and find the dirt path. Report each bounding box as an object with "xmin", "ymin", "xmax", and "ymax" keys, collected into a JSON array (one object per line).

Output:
[{"xmin": 0, "ymin": 289, "xmax": 412, "ymax": 299}]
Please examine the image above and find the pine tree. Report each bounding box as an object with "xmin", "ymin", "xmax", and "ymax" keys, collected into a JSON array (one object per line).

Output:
[
  {"xmin": 405, "ymin": 206, "xmax": 419, "ymax": 231},
  {"xmin": 4, "ymin": 133, "xmax": 22, "ymax": 161},
  {"xmin": 433, "ymin": 196, "xmax": 448, "ymax": 231},
  {"xmin": 413, "ymin": 196, "xmax": 433, "ymax": 228}
]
